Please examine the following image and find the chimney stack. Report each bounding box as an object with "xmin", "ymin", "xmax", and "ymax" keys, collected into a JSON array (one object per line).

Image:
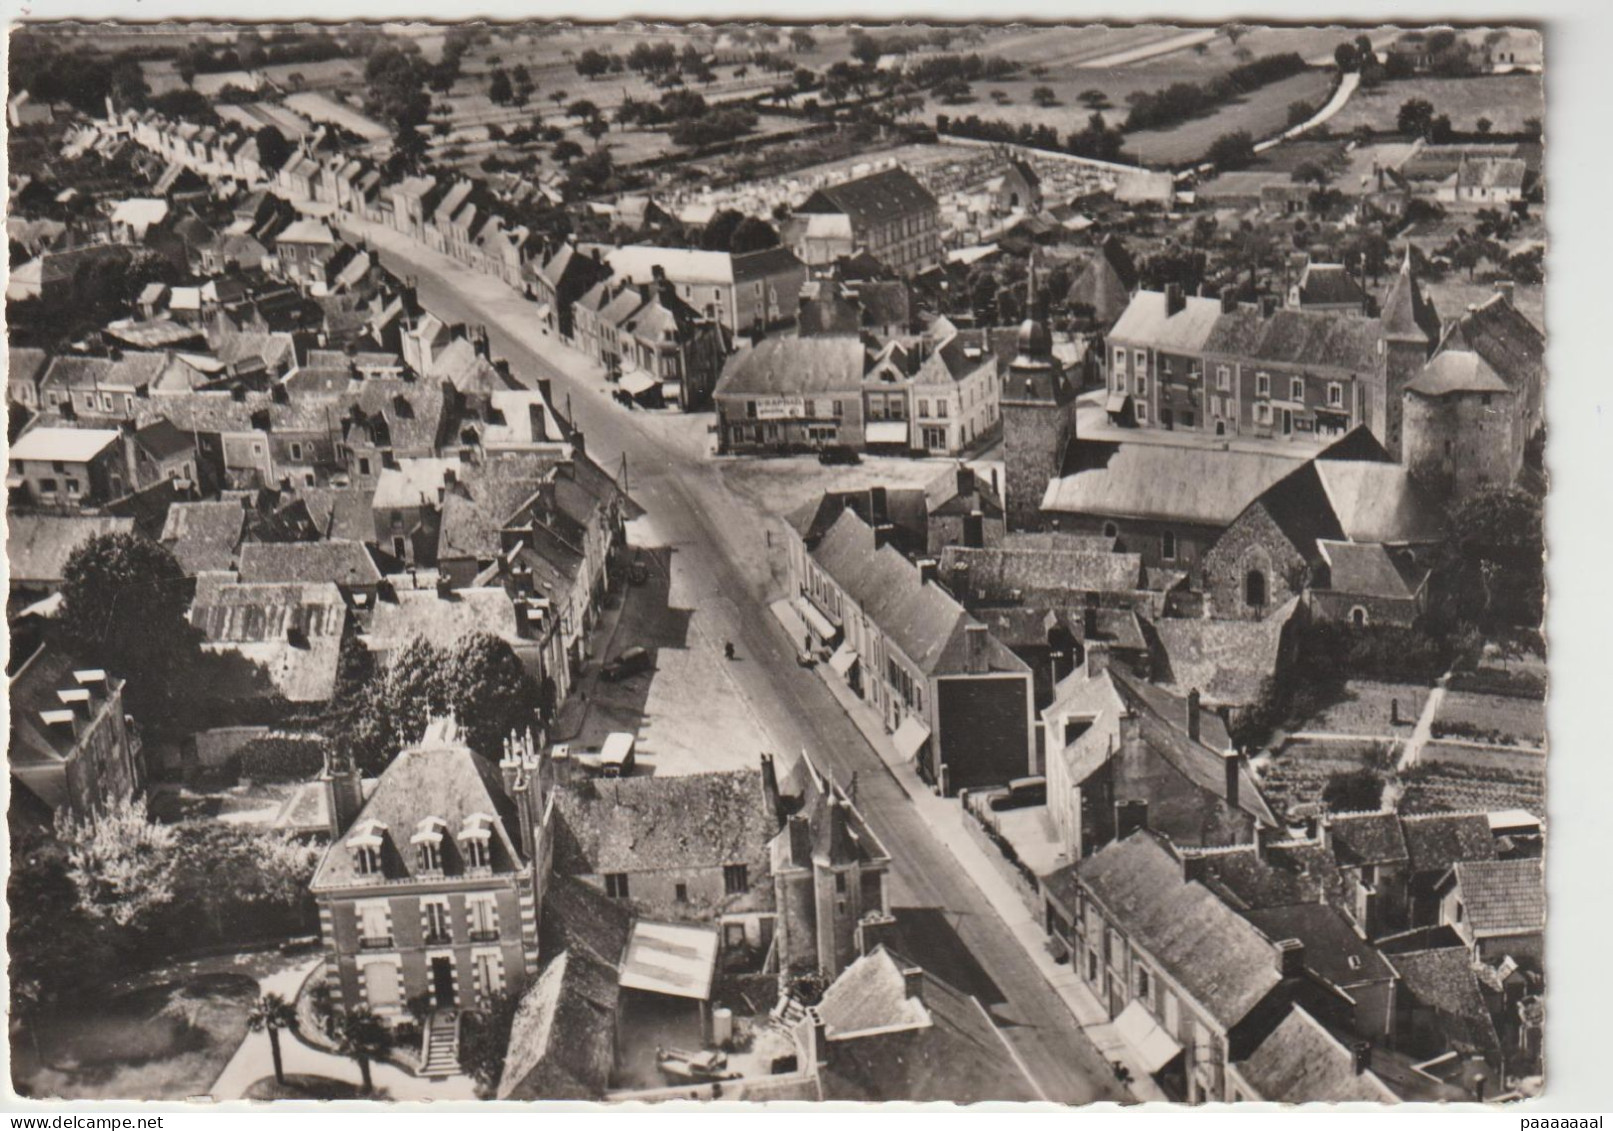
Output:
[
  {"xmin": 1223, "ymin": 748, "xmax": 1242, "ymax": 810},
  {"xmin": 963, "ymin": 511, "xmax": 985, "ymax": 549},
  {"xmin": 322, "ymin": 746, "xmax": 365, "ymax": 839},
  {"xmin": 868, "ymin": 486, "xmax": 888, "ymax": 525},
  {"xmin": 760, "ymin": 753, "xmax": 781, "ymax": 823},
  {"xmin": 1187, "ymin": 688, "xmax": 1202, "ymax": 743},
  {"xmin": 1220, "ymin": 289, "xmax": 1238, "ymax": 314},
  {"xmin": 1086, "ymin": 641, "xmax": 1111, "ymax": 680},
  {"xmin": 964, "ymin": 623, "xmax": 990, "ymax": 674},
  {"xmin": 1115, "ymin": 798, "xmax": 1148, "ymax": 840},
  {"xmin": 1275, "ymin": 937, "xmax": 1306, "ymax": 977},
  {"xmin": 917, "ymin": 559, "xmax": 939, "ymax": 586},
  {"xmin": 1493, "ymin": 279, "xmax": 1515, "ymax": 304},
  {"xmin": 807, "ymin": 1008, "xmax": 829, "ymax": 1070},
  {"xmin": 40, "ymin": 709, "xmax": 78, "ymax": 745},
  {"xmin": 57, "ymin": 687, "xmax": 92, "ymax": 721},
  {"xmin": 72, "ymin": 669, "xmax": 109, "ymax": 700},
  {"xmin": 1351, "ymin": 1040, "xmax": 1373, "ymax": 1075},
  {"xmin": 1165, "ymin": 283, "xmax": 1185, "ymax": 317},
  {"xmin": 1255, "ymin": 823, "xmax": 1284, "ymax": 863},
  {"xmin": 901, "ymin": 966, "xmax": 925, "ymax": 1002},
  {"xmin": 956, "ymin": 464, "xmax": 975, "ymax": 498},
  {"xmin": 871, "ymin": 523, "xmax": 897, "ymax": 551},
  {"xmin": 1083, "ymin": 602, "xmax": 1100, "ymax": 643}
]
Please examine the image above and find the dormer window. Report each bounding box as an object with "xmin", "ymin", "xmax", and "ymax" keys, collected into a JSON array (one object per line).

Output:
[
  {"xmin": 412, "ymin": 816, "xmax": 447, "ymax": 874},
  {"xmin": 418, "ymin": 842, "xmax": 442, "ymax": 872},
  {"xmin": 348, "ymin": 819, "xmax": 388, "ymax": 877}
]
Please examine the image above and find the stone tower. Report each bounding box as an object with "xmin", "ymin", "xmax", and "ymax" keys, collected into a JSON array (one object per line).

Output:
[
  {"xmin": 1001, "ymin": 278, "xmax": 1077, "ymax": 531},
  {"xmin": 1376, "ymin": 249, "xmax": 1441, "ymax": 459}
]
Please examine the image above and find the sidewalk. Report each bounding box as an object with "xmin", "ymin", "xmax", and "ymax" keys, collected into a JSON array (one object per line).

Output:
[{"xmin": 769, "ymin": 599, "xmax": 1167, "ymax": 1103}]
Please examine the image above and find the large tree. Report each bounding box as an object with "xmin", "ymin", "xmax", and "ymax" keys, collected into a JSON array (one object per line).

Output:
[
  {"xmin": 55, "ymin": 796, "xmax": 178, "ymax": 930},
  {"xmin": 444, "ymin": 632, "xmax": 540, "ymax": 758},
  {"xmin": 58, "ymin": 533, "xmax": 197, "ymax": 720},
  {"xmin": 459, "ymin": 989, "xmax": 522, "ymax": 1095},
  {"xmin": 1430, "ymin": 488, "xmax": 1545, "ymax": 633}
]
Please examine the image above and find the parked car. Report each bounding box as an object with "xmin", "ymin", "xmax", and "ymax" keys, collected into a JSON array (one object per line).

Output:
[
  {"xmin": 818, "ymin": 445, "xmax": 861, "ymax": 465},
  {"xmin": 600, "ymin": 646, "xmax": 652, "ymax": 682},
  {"xmin": 599, "ymin": 732, "xmax": 637, "ymax": 777}
]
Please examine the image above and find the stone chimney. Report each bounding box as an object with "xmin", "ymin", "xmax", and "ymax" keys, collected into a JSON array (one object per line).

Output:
[
  {"xmin": 760, "ymin": 753, "xmax": 781, "ymax": 823},
  {"xmin": 917, "ymin": 559, "xmax": 939, "ymax": 586},
  {"xmin": 1221, "ymin": 289, "xmax": 1239, "ymax": 314},
  {"xmin": 956, "ymin": 464, "xmax": 975, "ymax": 497},
  {"xmin": 322, "ymin": 746, "xmax": 365, "ymax": 840},
  {"xmin": 1255, "ymin": 823, "xmax": 1285, "ymax": 863},
  {"xmin": 868, "ymin": 485, "xmax": 888, "ymax": 525},
  {"xmin": 964, "ymin": 623, "xmax": 990, "ymax": 674},
  {"xmin": 901, "ymin": 965, "xmax": 925, "ymax": 1002},
  {"xmin": 1351, "ymin": 1040, "xmax": 1373, "ymax": 1076},
  {"xmin": 805, "ymin": 1007, "xmax": 830, "ymax": 1072},
  {"xmin": 856, "ymin": 911, "xmax": 899, "ymax": 957},
  {"xmin": 1165, "ymin": 283, "xmax": 1185, "ymax": 317},
  {"xmin": 1275, "ymin": 937, "xmax": 1306, "ymax": 977},
  {"xmin": 1493, "ymin": 279, "xmax": 1515, "ymax": 304},
  {"xmin": 56, "ymin": 687, "xmax": 93, "ymax": 721},
  {"xmin": 1223, "ymin": 748, "xmax": 1242, "ymax": 810},
  {"xmin": 1086, "ymin": 641, "xmax": 1111, "ymax": 680},
  {"xmin": 871, "ymin": 523, "xmax": 897, "ymax": 551},
  {"xmin": 1187, "ymin": 688, "xmax": 1202, "ymax": 743}
]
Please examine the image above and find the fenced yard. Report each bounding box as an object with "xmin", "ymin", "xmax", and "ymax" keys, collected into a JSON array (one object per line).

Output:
[{"xmin": 1256, "ymin": 737, "xmax": 1395, "ymax": 818}]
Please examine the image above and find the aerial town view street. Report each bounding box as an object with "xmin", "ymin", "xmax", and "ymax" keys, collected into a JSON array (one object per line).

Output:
[{"xmin": 6, "ymin": 19, "xmax": 1547, "ymax": 1105}]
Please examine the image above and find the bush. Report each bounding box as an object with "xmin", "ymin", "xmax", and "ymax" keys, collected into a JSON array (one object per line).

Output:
[
  {"xmin": 1430, "ymin": 719, "xmax": 1518, "ymax": 746},
  {"xmin": 1322, "ymin": 767, "xmax": 1385, "ymax": 813},
  {"xmin": 237, "ymin": 734, "xmax": 327, "ymax": 782},
  {"xmin": 1448, "ymin": 667, "xmax": 1546, "ymax": 700}
]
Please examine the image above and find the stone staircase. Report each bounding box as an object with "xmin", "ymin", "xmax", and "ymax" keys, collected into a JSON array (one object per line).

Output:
[
  {"xmin": 770, "ymin": 990, "xmax": 808, "ymax": 1031},
  {"xmin": 421, "ymin": 1009, "xmax": 461, "ymax": 1077}
]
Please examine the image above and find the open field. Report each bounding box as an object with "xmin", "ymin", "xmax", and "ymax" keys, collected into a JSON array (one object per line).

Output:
[
  {"xmin": 1122, "ymin": 70, "xmax": 1336, "ymax": 166},
  {"xmin": 1420, "ymin": 740, "xmax": 1546, "ymax": 777},
  {"xmin": 1299, "ymin": 680, "xmax": 1429, "ymax": 736},
  {"xmin": 1432, "ymin": 690, "xmax": 1547, "ymax": 749},
  {"xmin": 1324, "ymin": 73, "xmax": 1544, "ymax": 136}
]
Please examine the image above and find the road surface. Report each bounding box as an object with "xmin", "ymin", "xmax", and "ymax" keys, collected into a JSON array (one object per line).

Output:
[{"xmin": 349, "ymin": 221, "xmax": 1126, "ymax": 1104}]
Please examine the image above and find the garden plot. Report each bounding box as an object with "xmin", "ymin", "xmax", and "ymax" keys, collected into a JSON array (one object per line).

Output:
[
  {"xmin": 1298, "ymin": 679, "xmax": 1430, "ymax": 736},
  {"xmin": 1256, "ymin": 738, "xmax": 1394, "ymax": 819},
  {"xmin": 1399, "ymin": 759, "xmax": 1544, "ymax": 818},
  {"xmin": 1431, "ymin": 690, "xmax": 1546, "ymax": 749}
]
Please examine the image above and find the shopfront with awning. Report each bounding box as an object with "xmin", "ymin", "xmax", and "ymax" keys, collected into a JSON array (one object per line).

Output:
[
  {"xmin": 864, "ymin": 420, "xmax": 910, "ymax": 448},
  {"xmin": 619, "ymin": 369, "xmax": 658, "ymax": 399},
  {"xmin": 792, "ymin": 596, "xmax": 839, "ymax": 645},
  {"xmin": 1105, "ymin": 392, "xmax": 1133, "ymax": 421},
  {"xmin": 1113, "ymin": 999, "xmax": 1184, "ymax": 1075},
  {"xmin": 828, "ymin": 642, "xmax": 859, "ymax": 678},
  {"xmin": 892, "ymin": 715, "xmax": 931, "ymax": 763}
]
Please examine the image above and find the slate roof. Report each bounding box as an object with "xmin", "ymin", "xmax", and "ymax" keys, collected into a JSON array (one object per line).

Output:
[
  {"xmin": 438, "ymin": 474, "xmax": 548, "ymax": 563},
  {"xmin": 1109, "ymin": 290, "xmax": 1224, "ymax": 353},
  {"xmin": 133, "ymin": 417, "xmax": 196, "ymax": 461},
  {"xmin": 1110, "ymin": 668, "xmax": 1277, "ymax": 828},
  {"xmin": 1151, "ymin": 597, "xmax": 1298, "ymax": 709},
  {"xmin": 296, "ymin": 486, "xmax": 375, "ymax": 542},
  {"xmin": 1243, "ymin": 308, "xmax": 1383, "ymax": 372},
  {"xmin": 1451, "ymin": 858, "xmax": 1545, "ymax": 936},
  {"xmin": 811, "ymin": 510, "xmax": 1027, "ymax": 678},
  {"xmin": 716, "ymin": 335, "xmax": 869, "ymax": 400},
  {"xmin": 1187, "ymin": 840, "xmax": 1345, "ymax": 912},
  {"xmin": 1380, "ymin": 253, "xmax": 1442, "ymax": 345},
  {"xmin": 938, "ymin": 544, "xmax": 1144, "ymax": 598},
  {"xmin": 1074, "ymin": 829, "xmax": 1284, "ymax": 1029},
  {"xmin": 1245, "ymin": 903, "xmax": 1395, "ymax": 987},
  {"xmin": 1455, "ymin": 156, "xmax": 1528, "ymax": 191},
  {"xmin": 159, "ymin": 501, "xmax": 246, "ymax": 574},
  {"xmin": 1066, "ymin": 242, "xmax": 1137, "ymax": 326},
  {"xmin": 309, "ymin": 718, "xmax": 527, "ymax": 890},
  {"xmin": 1234, "ymin": 1006, "xmax": 1399, "ymax": 1102},
  {"xmin": 1042, "ymin": 444, "xmax": 1298, "ymax": 526},
  {"xmin": 9, "ymin": 427, "xmax": 122, "ymax": 463},
  {"xmin": 549, "ymin": 770, "xmax": 777, "ymax": 877},
  {"xmin": 1314, "ymin": 461, "xmax": 1445, "ymax": 545},
  {"xmin": 812, "ymin": 945, "xmax": 1041, "ymax": 1103},
  {"xmin": 364, "ymin": 588, "xmax": 528, "ymax": 654},
  {"xmin": 1405, "ymin": 351, "xmax": 1511, "ymax": 397},
  {"xmin": 797, "ymin": 167, "xmax": 939, "ymax": 229},
  {"xmin": 190, "ymin": 578, "xmax": 348, "ymax": 702},
  {"xmin": 497, "ymin": 949, "xmax": 620, "ymax": 1100},
  {"xmin": 9, "ymin": 347, "xmax": 49, "ymax": 390},
  {"xmin": 1317, "ymin": 541, "xmax": 1426, "ymax": 601},
  {"xmin": 1435, "ymin": 293, "xmax": 1544, "ymax": 397},
  {"xmin": 7, "ymin": 514, "xmax": 136, "ymax": 586},
  {"xmin": 237, "ymin": 540, "xmax": 381, "ymax": 587},
  {"xmin": 1294, "ymin": 262, "xmax": 1368, "ymax": 308},
  {"xmin": 1389, "ymin": 948, "xmax": 1503, "ymax": 1059}
]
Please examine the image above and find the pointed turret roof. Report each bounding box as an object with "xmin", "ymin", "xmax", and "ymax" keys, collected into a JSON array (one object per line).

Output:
[{"xmin": 1380, "ymin": 249, "xmax": 1441, "ymax": 345}]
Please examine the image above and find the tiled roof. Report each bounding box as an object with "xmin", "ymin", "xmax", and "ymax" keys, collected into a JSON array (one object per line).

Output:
[
  {"xmin": 237, "ymin": 540, "xmax": 381, "ymax": 587},
  {"xmin": 1327, "ymin": 811, "xmax": 1409, "ymax": 868},
  {"xmin": 438, "ymin": 474, "xmax": 548, "ymax": 563},
  {"xmin": 1076, "ymin": 830, "xmax": 1284, "ymax": 1029},
  {"xmin": 364, "ymin": 588, "xmax": 527, "ymax": 654},
  {"xmin": 9, "ymin": 427, "xmax": 121, "ymax": 463},
  {"xmin": 1436, "ymin": 294, "xmax": 1544, "ymax": 394},
  {"xmin": 1294, "ymin": 263, "xmax": 1368, "ymax": 307},
  {"xmin": 7, "ymin": 514, "xmax": 135, "ymax": 585},
  {"xmin": 1401, "ymin": 813, "xmax": 1498, "ymax": 874},
  {"xmin": 1388, "ymin": 948, "xmax": 1503, "ymax": 1058},
  {"xmin": 1187, "ymin": 839, "xmax": 1345, "ymax": 912},
  {"xmin": 133, "ymin": 417, "xmax": 196, "ymax": 461},
  {"xmin": 1452, "ymin": 858, "xmax": 1544, "ymax": 936},
  {"xmin": 1314, "ymin": 461, "xmax": 1445, "ymax": 544},
  {"xmin": 159, "ymin": 501, "xmax": 246, "ymax": 574},
  {"xmin": 812, "ymin": 945, "xmax": 1041, "ymax": 1103},
  {"xmin": 8, "ymin": 347, "xmax": 49, "ymax": 389},
  {"xmin": 1244, "ymin": 308, "xmax": 1382, "ymax": 372},
  {"xmin": 1151, "ymin": 597, "xmax": 1298, "ymax": 709},
  {"xmin": 715, "ymin": 336, "xmax": 868, "ymax": 398},
  {"xmin": 190, "ymin": 578, "xmax": 348, "ymax": 702},
  {"xmin": 1234, "ymin": 1006, "xmax": 1399, "ymax": 1102},
  {"xmin": 1379, "ymin": 253, "xmax": 1442, "ymax": 345},
  {"xmin": 41, "ymin": 352, "xmax": 169, "ymax": 392},
  {"xmin": 309, "ymin": 718, "xmax": 527, "ymax": 890},
  {"xmin": 549, "ymin": 770, "xmax": 777, "ymax": 877}
]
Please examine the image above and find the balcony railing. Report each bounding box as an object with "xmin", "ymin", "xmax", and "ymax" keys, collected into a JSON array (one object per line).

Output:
[
  {"xmin": 469, "ymin": 928, "xmax": 500, "ymax": 943},
  {"xmin": 359, "ymin": 935, "xmax": 394, "ymax": 949},
  {"xmin": 424, "ymin": 930, "xmax": 453, "ymax": 946}
]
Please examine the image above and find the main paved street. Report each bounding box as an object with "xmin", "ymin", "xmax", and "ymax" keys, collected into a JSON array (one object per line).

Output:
[{"xmin": 345, "ymin": 220, "xmax": 1126, "ymax": 1104}]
